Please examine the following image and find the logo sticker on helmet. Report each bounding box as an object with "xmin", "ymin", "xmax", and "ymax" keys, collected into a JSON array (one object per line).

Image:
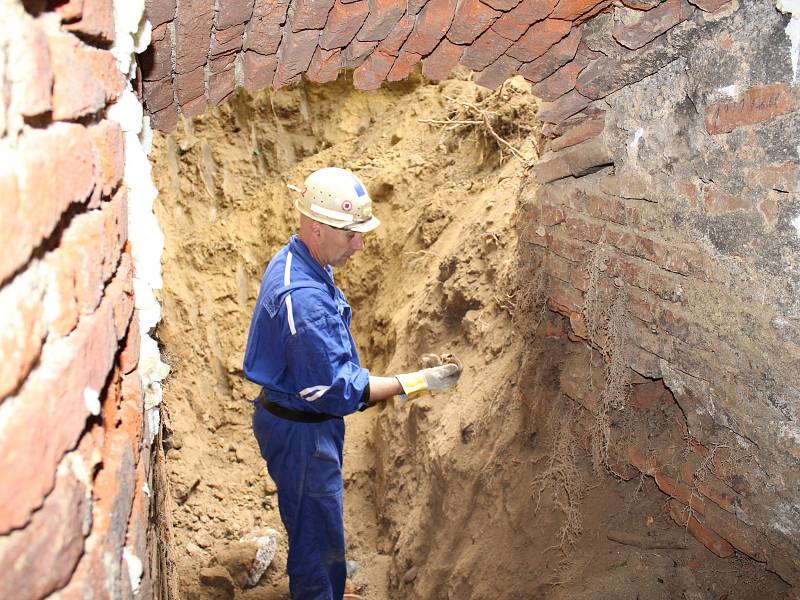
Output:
[{"xmin": 341, "ymin": 200, "xmax": 353, "ymax": 212}]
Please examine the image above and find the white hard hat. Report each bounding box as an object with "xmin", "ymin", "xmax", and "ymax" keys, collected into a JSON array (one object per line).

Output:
[{"xmin": 294, "ymin": 167, "xmax": 380, "ymax": 232}]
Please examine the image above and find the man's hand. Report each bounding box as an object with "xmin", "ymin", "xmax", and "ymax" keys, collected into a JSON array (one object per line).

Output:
[
  {"xmin": 396, "ymin": 353, "xmax": 463, "ymax": 399},
  {"xmin": 421, "ymin": 362, "xmax": 462, "ymax": 390}
]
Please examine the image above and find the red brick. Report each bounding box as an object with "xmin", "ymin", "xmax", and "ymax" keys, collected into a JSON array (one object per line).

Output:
[
  {"xmin": 291, "ymin": 0, "xmax": 336, "ymax": 31},
  {"xmin": 126, "ymin": 452, "xmax": 150, "ymax": 561},
  {"xmin": 150, "ymin": 103, "xmax": 179, "ymax": 131},
  {"xmin": 407, "ymin": 0, "xmax": 429, "ymax": 14},
  {"xmin": 321, "ymin": 0, "xmax": 369, "ymax": 49},
  {"xmin": 668, "ymin": 500, "xmax": 735, "ymax": 558},
  {"xmin": 613, "ymin": 0, "xmax": 694, "ymax": 50},
  {"xmin": 175, "ymin": 66, "xmax": 206, "ymax": 104},
  {"xmin": 353, "ymin": 50, "xmax": 394, "ymax": 89},
  {"xmin": 274, "ymin": 29, "xmax": 319, "ymax": 87},
  {"xmin": 705, "ymin": 83, "xmax": 800, "ymax": 135},
  {"xmin": 61, "ymin": 435, "xmax": 137, "ymax": 599},
  {"xmin": 0, "ymin": 269, "xmax": 47, "ymax": 400},
  {"xmin": 483, "ymin": 0, "xmax": 522, "ymax": 9},
  {"xmin": 702, "ymin": 186, "xmax": 752, "ymax": 214},
  {"xmin": 550, "ymin": 115, "xmax": 604, "ymax": 150},
  {"xmin": 216, "ymin": 0, "xmax": 255, "ymax": 28},
  {"xmin": 387, "ymin": 50, "xmax": 422, "ymax": 81},
  {"xmin": 49, "ymin": 33, "xmax": 125, "ymax": 120},
  {"xmin": 89, "ymin": 119, "xmax": 125, "ymax": 198},
  {"xmin": 210, "ymin": 24, "xmax": 246, "ymax": 57},
  {"xmin": 630, "ymin": 380, "xmax": 669, "ymax": 410},
  {"xmin": 547, "ymin": 278, "xmax": 584, "ymax": 313},
  {"xmin": 7, "ymin": 18, "xmax": 53, "ymax": 117},
  {"xmin": 459, "ymin": 27, "xmax": 514, "ymax": 70},
  {"xmin": 65, "ymin": 0, "xmax": 115, "ymax": 45},
  {"xmin": 1, "ymin": 124, "xmax": 95, "ymax": 284},
  {"xmin": 120, "ymin": 313, "xmax": 142, "ymax": 375},
  {"xmin": 307, "ymin": 47, "xmax": 343, "ymax": 83},
  {"xmin": 145, "ymin": 0, "xmax": 177, "ymax": 27},
  {"xmin": 56, "ymin": 0, "xmax": 85, "ymax": 21},
  {"xmin": 208, "ymin": 66, "xmax": 236, "ymax": 105},
  {"xmin": 491, "ymin": 0, "xmax": 557, "ymax": 41},
  {"xmin": 758, "ymin": 197, "xmax": 779, "ymax": 229},
  {"xmin": 140, "ymin": 23, "xmax": 173, "ymax": 82},
  {"xmin": 746, "ymin": 161, "xmax": 798, "ymax": 193},
  {"xmin": 143, "ymin": 77, "xmax": 174, "ymax": 114},
  {"xmin": 519, "ymin": 26, "xmax": 580, "ymax": 83},
  {"xmin": 700, "ymin": 500, "xmax": 768, "ymax": 562},
  {"xmin": 110, "ymin": 271, "xmax": 134, "ymax": 347},
  {"xmin": 378, "ymin": 14, "xmax": 415, "ymax": 55},
  {"xmin": 678, "ymin": 461, "xmax": 736, "ymax": 513},
  {"xmin": 507, "ymin": 18, "xmax": 571, "ymax": 63},
  {"xmin": 551, "ymin": 0, "xmax": 608, "ymax": 20},
  {"xmin": 0, "ymin": 290, "xmax": 117, "ymax": 533},
  {"xmin": 244, "ymin": 0, "xmax": 289, "ymax": 55},
  {"xmin": 422, "ymin": 39, "xmax": 464, "ymax": 81},
  {"xmin": 402, "ymin": 0, "xmax": 457, "ymax": 56},
  {"xmin": 181, "ymin": 94, "xmax": 208, "ymax": 118},
  {"xmin": 175, "ymin": 0, "xmax": 214, "ymax": 74},
  {"xmin": 242, "ymin": 50, "xmax": 277, "ymax": 91},
  {"xmin": 559, "ymin": 349, "xmax": 605, "ymax": 412},
  {"xmin": 474, "ymin": 55, "xmax": 521, "ymax": 89},
  {"xmin": 689, "ymin": 0, "xmax": 730, "ymax": 11},
  {"xmin": 210, "ymin": 52, "xmax": 237, "ymax": 76},
  {"xmin": 656, "ymin": 468, "xmax": 703, "ymax": 509},
  {"xmin": 542, "ymin": 311, "xmax": 566, "ymax": 337},
  {"xmin": 0, "ymin": 456, "xmax": 90, "ymax": 600},
  {"xmin": 447, "ymin": 0, "xmax": 500, "ymax": 44},
  {"xmin": 532, "ymin": 59, "xmax": 582, "ymax": 101},
  {"xmin": 357, "ymin": 0, "xmax": 406, "ymax": 42},
  {"xmin": 626, "ymin": 289, "xmax": 655, "ymax": 323},
  {"xmin": 343, "ymin": 39, "xmax": 379, "ymax": 67}
]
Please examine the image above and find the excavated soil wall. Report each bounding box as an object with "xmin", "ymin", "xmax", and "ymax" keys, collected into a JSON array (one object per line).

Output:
[{"xmin": 151, "ymin": 72, "xmax": 793, "ymax": 600}]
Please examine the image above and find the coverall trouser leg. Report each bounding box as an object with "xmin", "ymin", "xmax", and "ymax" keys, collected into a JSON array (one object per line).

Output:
[{"xmin": 253, "ymin": 403, "xmax": 347, "ymax": 600}]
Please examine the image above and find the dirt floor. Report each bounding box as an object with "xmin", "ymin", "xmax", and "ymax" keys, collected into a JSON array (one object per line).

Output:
[{"xmin": 150, "ymin": 71, "xmax": 789, "ymax": 599}]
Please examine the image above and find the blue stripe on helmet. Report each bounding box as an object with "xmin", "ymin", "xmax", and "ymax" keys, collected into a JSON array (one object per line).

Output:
[{"xmin": 349, "ymin": 173, "xmax": 366, "ymax": 197}]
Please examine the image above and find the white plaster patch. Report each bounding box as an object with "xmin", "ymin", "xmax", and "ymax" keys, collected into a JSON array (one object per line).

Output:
[
  {"xmin": 112, "ymin": 0, "xmax": 148, "ymax": 79},
  {"xmin": 777, "ymin": 0, "xmax": 800, "ymax": 82},
  {"xmin": 791, "ymin": 213, "xmax": 800, "ymax": 236},
  {"xmin": 626, "ymin": 127, "xmax": 644, "ymax": 162},
  {"xmin": 83, "ymin": 387, "xmax": 101, "ymax": 416},
  {"xmin": 110, "ymin": 0, "xmax": 170, "ymax": 449},
  {"xmin": 123, "ymin": 547, "xmax": 144, "ymax": 595},
  {"xmin": 716, "ymin": 84, "xmax": 738, "ymax": 99},
  {"xmin": 631, "ymin": 127, "xmax": 644, "ymax": 148}
]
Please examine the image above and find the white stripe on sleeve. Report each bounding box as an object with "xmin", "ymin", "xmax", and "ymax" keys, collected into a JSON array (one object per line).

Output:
[
  {"xmin": 284, "ymin": 251, "xmax": 296, "ymax": 335},
  {"xmin": 299, "ymin": 385, "xmax": 331, "ymax": 402},
  {"xmin": 285, "ymin": 295, "xmax": 296, "ymax": 335}
]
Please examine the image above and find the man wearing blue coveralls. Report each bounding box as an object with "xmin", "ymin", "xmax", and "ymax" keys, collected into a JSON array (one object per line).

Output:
[{"xmin": 244, "ymin": 167, "xmax": 462, "ymax": 600}]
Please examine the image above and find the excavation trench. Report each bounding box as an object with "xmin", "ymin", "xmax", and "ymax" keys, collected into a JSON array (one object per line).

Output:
[{"xmin": 150, "ymin": 74, "xmax": 788, "ymax": 599}]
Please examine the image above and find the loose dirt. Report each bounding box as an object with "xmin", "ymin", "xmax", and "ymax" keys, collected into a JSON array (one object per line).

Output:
[{"xmin": 151, "ymin": 71, "xmax": 787, "ymax": 600}]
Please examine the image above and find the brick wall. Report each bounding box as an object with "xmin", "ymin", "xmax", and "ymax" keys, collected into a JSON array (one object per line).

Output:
[
  {"xmin": 135, "ymin": 0, "xmax": 800, "ymax": 588},
  {"xmin": 3, "ymin": 0, "xmax": 798, "ymax": 597},
  {"xmin": 524, "ymin": 1, "xmax": 800, "ymax": 587},
  {"xmin": 0, "ymin": 2, "xmax": 168, "ymax": 598}
]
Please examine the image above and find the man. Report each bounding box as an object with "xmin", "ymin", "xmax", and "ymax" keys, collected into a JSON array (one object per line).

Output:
[{"xmin": 243, "ymin": 167, "xmax": 462, "ymax": 600}]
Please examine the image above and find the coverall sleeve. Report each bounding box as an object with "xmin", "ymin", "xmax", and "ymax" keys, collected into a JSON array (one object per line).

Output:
[{"xmin": 285, "ymin": 299, "xmax": 370, "ymax": 416}]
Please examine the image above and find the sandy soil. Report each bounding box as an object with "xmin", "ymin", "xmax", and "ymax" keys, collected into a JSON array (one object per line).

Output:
[{"xmin": 150, "ymin": 71, "xmax": 788, "ymax": 600}]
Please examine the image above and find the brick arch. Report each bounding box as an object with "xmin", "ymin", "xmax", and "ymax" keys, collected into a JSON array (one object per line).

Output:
[{"xmin": 141, "ymin": 0, "xmax": 689, "ymax": 132}]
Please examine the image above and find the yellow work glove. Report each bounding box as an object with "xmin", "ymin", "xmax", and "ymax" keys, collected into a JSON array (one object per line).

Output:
[{"xmin": 396, "ymin": 361, "xmax": 463, "ymax": 400}]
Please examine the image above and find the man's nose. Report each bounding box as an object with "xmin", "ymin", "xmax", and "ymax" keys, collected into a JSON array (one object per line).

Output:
[{"xmin": 351, "ymin": 233, "xmax": 364, "ymax": 251}]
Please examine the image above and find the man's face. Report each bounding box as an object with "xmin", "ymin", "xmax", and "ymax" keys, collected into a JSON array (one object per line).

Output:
[{"xmin": 319, "ymin": 224, "xmax": 365, "ymax": 267}]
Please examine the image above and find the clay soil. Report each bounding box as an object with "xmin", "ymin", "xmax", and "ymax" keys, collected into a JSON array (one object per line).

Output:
[{"xmin": 151, "ymin": 71, "xmax": 787, "ymax": 600}]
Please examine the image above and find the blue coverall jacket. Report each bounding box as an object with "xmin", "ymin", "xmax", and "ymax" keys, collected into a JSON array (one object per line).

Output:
[{"xmin": 244, "ymin": 235, "xmax": 370, "ymax": 600}]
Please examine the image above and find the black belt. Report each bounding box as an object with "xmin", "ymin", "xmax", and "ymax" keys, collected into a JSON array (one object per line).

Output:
[{"xmin": 258, "ymin": 391, "xmax": 340, "ymax": 423}]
